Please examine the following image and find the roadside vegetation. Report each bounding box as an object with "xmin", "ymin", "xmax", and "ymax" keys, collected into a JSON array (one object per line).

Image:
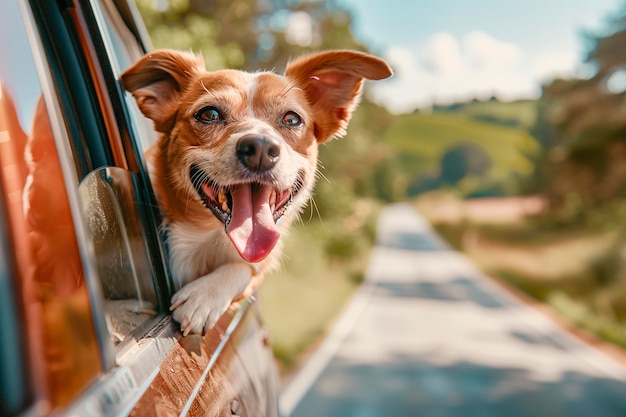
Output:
[{"xmin": 418, "ymin": 194, "xmax": 626, "ymax": 350}]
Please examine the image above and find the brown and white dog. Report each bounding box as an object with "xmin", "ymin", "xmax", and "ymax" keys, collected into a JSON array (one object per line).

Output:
[{"xmin": 121, "ymin": 49, "xmax": 392, "ymax": 335}]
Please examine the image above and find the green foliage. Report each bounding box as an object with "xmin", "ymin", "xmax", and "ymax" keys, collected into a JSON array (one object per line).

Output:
[
  {"xmin": 135, "ymin": 0, "xmax": 247, "ymax": 69},
  {"xmin": 136, "ymin": 0, "xmax": 366, "ymax": 71},
  {"xmin": 386, "ymin": 111, "xmax": 538, "ymax": 178},
  {"xmin": 440, "ymin": 143, "xmax": 492, "ymax": 184},
  {"xmin": 527, "ymin": 2, "xmax": 626, "ymax": 221},
  {"xmin": 549, "ymin": 292, "xmax": 626, "ymax": 350}
]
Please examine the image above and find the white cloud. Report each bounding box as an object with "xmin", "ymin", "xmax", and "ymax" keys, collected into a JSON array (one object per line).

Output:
[
  {"xmin": 421, "ymin": 33, "xmax": 465, "ymax": 77},
  {"xmin": 368, "ymin": 31, "xmax": 576, "ymax": 114},
  {"xmin": 463, "ymin": 31, "xmax": 521, "ymax": 69},
  {"xmin": 531, "ymin": 52, "xmax": 578, "ymax": 82}
]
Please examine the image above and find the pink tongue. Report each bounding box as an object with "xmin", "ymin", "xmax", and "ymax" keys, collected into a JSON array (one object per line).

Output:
[{"xmin": 227, "ymin": 184, "xmax": 281, "ymax": 263}]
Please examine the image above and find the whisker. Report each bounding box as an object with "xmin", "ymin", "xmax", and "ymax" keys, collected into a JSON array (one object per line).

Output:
[
  {"xmin": 292, "ymin": 211, "xmax": 304, "ymax": 227},
  {"xmin": 315, "ymin": 167, "xmax": 331, "ymax": 184},
  {"xmin": 200, "ymin": 80, "xmax": 211, "ymax": 95},
  {"xmin": 280, "ymin": 79, "xmax": 303, "ymax": 97},
  {"xmin": 279, "ymin": 80, "xmax": 295, "ymax": 97},
  {"xmin": 308, "ymin": 196, "xmax": 322, "ymax": 222}
]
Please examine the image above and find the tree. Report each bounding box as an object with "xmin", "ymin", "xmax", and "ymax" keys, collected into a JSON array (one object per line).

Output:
[
  {"xmin": 135, "ymin": 0, "xmax": 367, "ymax": 71},
  {"xmin": 530, "ymin": 1, "xmax": 626, "ymax": 217},
  {"xmin": 439, "ymin": 143, "xmax": 492, "ymax": 185}
]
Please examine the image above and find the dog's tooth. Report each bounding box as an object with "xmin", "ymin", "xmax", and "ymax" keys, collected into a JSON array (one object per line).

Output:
[
  {"xmin": 270, "ymin": 191, "xmax": 277, "ymax": 211},
  {"xmin": 218, "ymin": 188, "xmax": 228, "ymax": 205},
  {"xmin": 217, "ymin": 187, "xmax": 230, "ymax": 213}
]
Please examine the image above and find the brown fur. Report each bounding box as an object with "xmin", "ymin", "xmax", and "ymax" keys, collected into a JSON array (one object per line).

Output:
[{"xmin": 122, "ymin": 49, "xmax": 392, "ymax": 335}]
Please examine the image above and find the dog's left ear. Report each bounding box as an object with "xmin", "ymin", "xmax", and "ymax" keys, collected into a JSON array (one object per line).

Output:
[
  {"xmin": 285, "ymin": 50, "xmax": 392, "ymax": 143},
  {"xmin": 121, "ymin": 49, "xmax": 205, "ymax": 132}
]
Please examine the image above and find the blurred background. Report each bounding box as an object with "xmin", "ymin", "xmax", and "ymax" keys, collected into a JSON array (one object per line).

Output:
[{"xmin": 134, "ymin": 0, "xmax": 626, "ymax": 377}]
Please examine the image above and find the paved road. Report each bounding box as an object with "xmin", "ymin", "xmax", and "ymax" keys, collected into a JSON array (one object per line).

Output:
[{"xmin": 280, "ymin": 203, "xmax": 626, "ymax": 417}]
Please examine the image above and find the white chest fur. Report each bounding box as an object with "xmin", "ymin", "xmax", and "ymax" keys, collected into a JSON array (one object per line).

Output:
[{"xmin": 166, "ymin": 221, "xmax": 240, "ymax": 289}]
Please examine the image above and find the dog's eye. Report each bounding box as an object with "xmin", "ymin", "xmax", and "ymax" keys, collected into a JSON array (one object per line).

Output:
[
  {"xmin": 281, "ymin": 111, "xmax": 302, "ymax": 127},
  {"xmin": 195, "ymin": 106, "xmax": 223, "ymax": 124}
]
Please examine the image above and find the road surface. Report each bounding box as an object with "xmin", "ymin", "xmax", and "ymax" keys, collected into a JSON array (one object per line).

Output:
[{"xmin": 280, "ymin": 203, "xmax": 626, "ymax": 417}]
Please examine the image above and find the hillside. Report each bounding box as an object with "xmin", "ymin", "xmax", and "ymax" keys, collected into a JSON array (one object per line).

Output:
[{"xmin": 382, "ymin": 99, "xmax": 540, "ymax": 197}]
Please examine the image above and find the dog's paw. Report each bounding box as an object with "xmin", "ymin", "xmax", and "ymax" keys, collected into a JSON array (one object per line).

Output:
[
  {"xmin": 169, "ymin": 263, "xmax": 254, "ymax": 335},
  {"xmin": 170, "ymin": 279, "xmax": 232, "ymax": 336}
]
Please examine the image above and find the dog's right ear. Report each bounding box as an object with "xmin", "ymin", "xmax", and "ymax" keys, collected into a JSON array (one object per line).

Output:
[
  {"xmin": 121, "ymin": 50, "xmax": 205, "ymax": 132},
  {"xmin": 285, "ymin": 50, "xmax": 392, "ymax": 143}
]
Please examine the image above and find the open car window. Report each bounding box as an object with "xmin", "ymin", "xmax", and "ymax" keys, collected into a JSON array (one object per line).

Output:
[{"xmin": 79, "ymin": 167, "xmax": 159, "ymax": 344}]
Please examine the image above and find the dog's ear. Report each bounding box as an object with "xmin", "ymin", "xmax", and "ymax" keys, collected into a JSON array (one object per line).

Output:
[
  {"xmin": 285, "ymin": 50, "xmax": 392, "ymax": 143},
  {"xmin": 121, "ymin": 50, "xmax": 205, "ymax": 132}
]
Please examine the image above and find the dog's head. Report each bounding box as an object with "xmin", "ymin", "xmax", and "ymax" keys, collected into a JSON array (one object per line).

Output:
[{"xmin": 122, "ymin": 49, "xmax": 392, "ymax": 264}]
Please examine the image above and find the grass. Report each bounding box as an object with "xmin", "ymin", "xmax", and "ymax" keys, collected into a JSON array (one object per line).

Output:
[
  {"xmin": 258, "ymin": 205, "xmax": 378, "ymax": 374},
  {"xmin": 549, "ymin": 292, "xmax": 626, "ymax": 349}
]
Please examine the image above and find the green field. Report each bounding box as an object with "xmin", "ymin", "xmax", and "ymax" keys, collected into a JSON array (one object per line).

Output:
[{"xmin": 383, "ymin": 103, "xmax": 539, "ymax": 181}]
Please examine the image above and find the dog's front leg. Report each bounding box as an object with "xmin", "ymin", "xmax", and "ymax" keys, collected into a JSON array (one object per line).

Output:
[{"xmin": 170, "ymin": 262, "xmax": 254, "ymax": 335}]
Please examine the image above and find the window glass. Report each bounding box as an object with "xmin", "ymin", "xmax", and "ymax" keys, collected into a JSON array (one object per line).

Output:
[
  {"xmin": 81, "ymin": 0, "xmax": 174, "ymax": 345},
  {"xmin": 0, "ymin": 0, "xmax": 100, "ymax": 409},
  {"xmin": 78, "ymin": 167, "xmax": 158, "ymax": 343}
]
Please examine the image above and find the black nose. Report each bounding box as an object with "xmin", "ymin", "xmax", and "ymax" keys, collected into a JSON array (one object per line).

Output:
[{"xmin": 236, "ymin": 135, "xmax": 281, "ymax": 172}]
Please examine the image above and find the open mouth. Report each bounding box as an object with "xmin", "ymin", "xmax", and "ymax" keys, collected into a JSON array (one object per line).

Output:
[
  {"xmin": 189, "ymin": 165, "xmax": 304, "ymax": 263},
  {"xmin": 190, "ymin": 165, "xmax": 302, "ymax": 227}
]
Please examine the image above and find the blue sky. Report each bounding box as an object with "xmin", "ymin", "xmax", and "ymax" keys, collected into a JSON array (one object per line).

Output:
[{"xmin": 335, "ymin": 0, "xmax": 622, "ymax": 112}]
